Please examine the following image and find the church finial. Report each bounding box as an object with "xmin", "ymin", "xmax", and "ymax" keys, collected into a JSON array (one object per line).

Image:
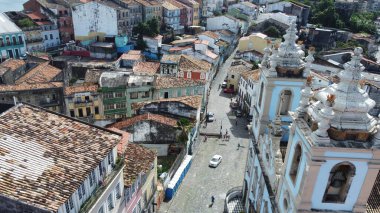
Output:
[
  {"xmin": 296, "ymin": 76, "xmax": 313, "ymax": 118},
  {"xmin": 303, "ymin": 47, "xmax": 315, "ymax": 77},
  {"xmin": 311, "ymin": 94, "xmax": 335, "ymax": 144},
  {"xmin": 260, "ymin": 39, "xmax": 272, "ymax": 72}
]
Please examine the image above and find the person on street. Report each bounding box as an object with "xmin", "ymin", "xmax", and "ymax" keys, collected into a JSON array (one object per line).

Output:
[
  {"xmin": 218, "ymin": 84, "xmax": 221, "ymax": 90},
  {"xmin": 237, "ymin": 143, "xmax": 240, "ymax": 150},
  {"xmin": 235, "ymin": 119, "xmax": 238, "ymax": 126},
  {"xmin": 211, "ymin": 196, "xmax": 215, "ymax": 203}
]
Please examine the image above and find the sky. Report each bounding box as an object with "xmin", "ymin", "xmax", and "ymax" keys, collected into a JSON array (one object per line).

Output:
[{"xmin": 0, "ymin": 0, "xmax": 26, "ymax": 13}]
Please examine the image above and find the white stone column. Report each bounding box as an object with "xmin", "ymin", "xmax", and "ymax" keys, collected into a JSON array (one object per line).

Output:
[{"xmin": 311, "ymin": 95, "xmax": 335, "ymax": 144}]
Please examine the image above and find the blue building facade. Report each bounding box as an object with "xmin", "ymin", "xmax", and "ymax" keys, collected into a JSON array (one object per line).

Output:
[{"xmin": 0, "ymin": 13, "xmax": 26, "ymax": 61}]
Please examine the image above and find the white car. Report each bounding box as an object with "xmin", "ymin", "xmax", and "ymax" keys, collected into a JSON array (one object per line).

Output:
[
  {"xmin": 222, "ymin": 81, "xmax": 227, "ymax": 88},
  {"xmin": 207, "ymin": 112, "xmax": 215, "ymax": 122},
  {"xmin": 209, "ymin": 155, "xmax": 222, "ymax": 168}
]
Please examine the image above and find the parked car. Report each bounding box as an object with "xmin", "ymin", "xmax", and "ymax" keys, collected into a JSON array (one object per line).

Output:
[
  {"xmin": 235, "ymin": 110, "xmax": 242, "ymax": 117},
  {"xmin": 222, "ymin": 81, "xmax": 227, "ymax": 88},
  {"xmin": 223, "ymin": 88, "xmax": 234, "ymax": 94},
  {"xmin": 209, "ymin": 155, "xmax": 222, "ymax": 168},
  {"xmin": 206, "ymin": 112, "xmax": 215, "ymax": 122}
]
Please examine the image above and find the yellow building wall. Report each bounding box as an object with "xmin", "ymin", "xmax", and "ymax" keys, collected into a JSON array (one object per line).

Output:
[
  {"xmin": 75, "ymin": 32, "xmax": 107, "ymax": 42},
  {"xmin": 226, "ymin": 73, "xmax": 240, "ymax": 92},
  {"xmin": 192, "ymin": 5, "xmax": 200, "ymax": 26},
  {"xmin": 141, "ymin": 158, "xmax": 158, "ymax": 207},
  {"xmin": 67, "ymin": 95, "xmax": 102, "ymax": 120},
  {"xmin": 238, "ymin": 34, "xmax": 281, "ymax": 54}
]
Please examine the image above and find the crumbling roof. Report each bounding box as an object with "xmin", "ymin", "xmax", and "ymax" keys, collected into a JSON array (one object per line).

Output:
[
  {"xmin": 229, "ymin": 64, "xmax": 252, "ymax": 74},
  {"xmin": 84, "ymin": 69, "xmax": 104, "ymax": 84},
  {"xmin": 135, "ymin": 0, "xmax": 161, "ymax": 6},
  {"xmin": 15, "ymin": 62, "xmax": 62, "ymax": 84},
  {"xmin": 108, "ymin": 113, "xmax": 178, "ymax": 129},
  {"xmin": 0, "ymin": 59, "xmax": 25, "ymax": 75},
  {"xmin": 155, "ymin": 76, "xmax": 205, "ymax": 89},
  {"xmin": 0, "ymin": 82, "xmax": 63, "ymax": 92},
  {"xmin": 179, "ymin": 54, "xmax": 212, "ymax": 72},
  {"xmin": 216, "ymin": 29, "xmax": 234, "ymax": 37},
  {"xmin": 132, "ymin": 95, "xmax": 202, "ymax": 110},
  {"xmin": 200, "ymin": 31, "xmax": 219, "ymax": 40},
  {"xmin": 124, "ymin": 143, "xmax": 156, "ymax": 187},
  {"xmin": 161, "ymin": 54, "xmax": 181, "ymax": 63},
  {"xmin": 64, "ymin": 85, "xmax": 99, "ymax": 96},
  {"xmin": 120, "ymin": 51, "xmax": 144, "ymax": 61},
  {"xmin": 0, "ymin": 104, "xmax": 122, "ymax": 211},
  {"xmin": 240, "ymin": 69, "xmax": 260, "ymax": 81},
  {"xmin": 132, "ymin": 62, "xmax": 160, "ymax": 76}
]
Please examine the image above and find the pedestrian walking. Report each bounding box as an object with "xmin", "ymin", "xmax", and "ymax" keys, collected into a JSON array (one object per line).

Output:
[
  {"xmin": 237, "ymin": 143, "xmax": 240, "ymax": 150},
  {"xmin": 218, "ymin": 84, "xmax": 221, "ymax": 89},
  {"xmin": 235, "ymin": 119, "xmax": 238, "ymax": 126},
  {"xmin": 211, "ymin": 196, "xmax": 215, "ymax": 203}
]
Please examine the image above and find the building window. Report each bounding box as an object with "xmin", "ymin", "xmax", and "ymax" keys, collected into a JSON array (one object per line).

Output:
[
  {"xmin": 78, "ymin": 108, "xmax": 83, "ymax": 117},
  {"xmin": 164, "ymin": 92, "xmax": 169, "ymax": 99},
  {"xmin": 142, "ymin": 91, "xmax": 149, "ymax": 98},
  {"xmin": 115, "ymin": 92, "xmax": 124, "ymax": 98},
  {"xmin": 18, "ymin": 36, "xmax": 23, "ymax": 44},
  {"xmin": 70, "ymin": 110, "xmax": 75, "ymax": 117},
  {"xmin": 45, "ymin": 35, "xmax": 48, "ymax": 40},
  {"xmin": 12, "ymin": 36, "xmax": 17, "ymax": 45},
  {"xmin": 283, "ymin": 198, "xmax": 288, "ymax": 211},
  {"xmin": 78, "ymin": 184, "xmax": 83, "ymax": 199},
  {"xmin": 258, "ymin": 82, "xmax": 264, "ymax": 108},
  {"xmin": 104, "ymin": 104, "xmax": 114, "ymax": 110},
  {"xmin": 6, "ymin": 37, "xmax": 10, "ymax": 46},
  {"xmin": 289, "ymin": 144, "xmax": 302, "ymax": 184},
  {"xmin": 104, "ymin": 92, "xmax": 114, "ymax": 99},
  {"xmin": 65, "ymin": 201, "xmax": 70, "ymax": 213},
  {"xmin": 89, "ymin": 171, "xmax": 94, "ymax": 186},
  {"xmin": 130, "ymin": 92, "xmax": 138, "ymax": 99},
  {"xmin": 95, "ymin": 106, "xmax": 99, "ymax": 114},
  {"xmin": 81, "ymin": 183, "xmax": 86, "ymax": 197},
  {"xmin": 86, "ymin": 107, "xmax": 91, "ymax": 116},
  {"xmin": 108, "ymin": 151, "xmax": 114, "ymax": 165},
  {"xmin": 107, "ymin": 193, "xmax": 114, "ymax": 210},
  {"xmin": 0, "ymin": 38, "xmax": 3, "ymax": 46},
  {"xmin": 231, "ymin": 75, "xmax": 235, "ymax": 79},
  {"xmin": 85, "ymin": 96, "xmax": 90, "ymax": 101},
  {"xmin": 323, "ymin": 162, "xmax": 356, "ymax": 203},
  {"xmin": 69, "ymin": 196, "xmax": 74, "ymax": 209},
  {"xmin": 200, "ymin": 73, "xmax": 206, "ymax": 79},
  {"xmin": 278, "ymin": 90, "xmax": 292, "ymax": 115},
  {"xmin": 99, "ymin": 162, "xmax": 104, "ymax": 177},
  {"xmin": 116, "ymin": 183, "xmax": 121, "ymax": 199},
  {"xmin": 187, "ymin": 72, "xmax": 191, "ymax": 78},
  {"xmin": 98, "ymin": 206, "xmax": 104, "ymax": 213},
  {"xmin": 115, "ymin": 103, "xmax": 126, "ymax": 109}
]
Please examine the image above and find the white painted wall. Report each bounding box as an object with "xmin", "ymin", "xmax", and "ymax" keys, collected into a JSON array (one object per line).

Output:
[
  {"xmin": 42, "ymin": 28, "xmax": 60, "ymax": 48},
  {"xmin": 72, "ymin": 2, "xmax": 118, "ymax": 37},
  {"xmin": 206, "ymin": 16, "xmax": 240, "ymax": 34}
]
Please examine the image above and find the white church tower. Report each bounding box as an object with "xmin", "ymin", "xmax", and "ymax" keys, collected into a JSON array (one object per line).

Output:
[
  {"xmin": 242, "ymin": 21, "xmax": 312, "ymax": 212},
  {"xmin": 277, "ymin": 47, "xmax": 380, "ymax": 212}
]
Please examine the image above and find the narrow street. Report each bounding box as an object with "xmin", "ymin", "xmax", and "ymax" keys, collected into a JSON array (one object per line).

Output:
[{"xmin": 159, "ymin": 50, "xmax": 250, "ymax": 213}]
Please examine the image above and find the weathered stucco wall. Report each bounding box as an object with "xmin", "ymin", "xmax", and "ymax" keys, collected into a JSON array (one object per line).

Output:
[{"xmin": 138, "ymin": 101, "xmax": 197, "ymax": 119}]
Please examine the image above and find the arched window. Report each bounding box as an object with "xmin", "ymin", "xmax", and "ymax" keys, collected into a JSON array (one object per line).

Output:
[
  {"xmin": 289, "ymin": 144, "xmax": 302, "ymax": 183},
  {"xmin": 323, "ymin": 162, "xmax": 356, "ymax": 203},
  {"xmin": 278, "ymin": 90, "xmax": 292, "ymax": 115},
  {"xmin": 258, "ymin": 82, "xmax": 264, "ymax": 108},
  {"xmin": 283, "ymin": 198, "xmax": 288, "ymax": 211}
]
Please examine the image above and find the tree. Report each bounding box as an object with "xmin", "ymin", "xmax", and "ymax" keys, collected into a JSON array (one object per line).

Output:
[
  {"xmin": 136, "ymin": 39, "xmax": 147, "ymax": 51},
  {"xmin": 349, "ymin": 13, "xmax": 377, "ymax": 34},
  {"xmin": 263, "ymin": 26, "xmax": 281, "ymax": 38},
  {"xmin": 132, "ymin": 18, "xmax": 160, "ymax": 38},
  {"xmin": 176, "ymin": 118, "xmax": 192, "ymax": 144}
]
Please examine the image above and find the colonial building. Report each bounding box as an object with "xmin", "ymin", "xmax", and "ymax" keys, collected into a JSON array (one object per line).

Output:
[
  {"xmin": 64, "ymin": 84, "xmax": 102, "ymax": 122},
  {"xmin": 226, "ymin": 60, "xmax": 252, "ymax": 92},
  {"xmin": 153, "ymin": 76, "xmax": 206, "ymax": 100},
  {"xmin": 237, "ymin": 69, "xmax": 260, "ymax": 116},
  {"xmin": 0, "ymin": 103, "xmax": 128, "ymax": 213},
  {"xmin": 236, "ymin": 20, "xmax": 380, "ymax": 213},
  {"xmin": 0, "ymin": 13, "xmax": 26, "ymax": 61}
]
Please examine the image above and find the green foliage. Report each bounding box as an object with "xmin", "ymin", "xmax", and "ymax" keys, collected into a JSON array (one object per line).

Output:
[
  {"xmin": 263, "ymin": 26, "xmax": 281, "ymax": 38},
  {"xmin": 132, "ymin": 18, "xmax": 160, "ymax": 38},
  {"xmin": 349, "ymin": 13, "xmax": 377, "ymax": 34},
  {"xmin": 213, "ymin": 11, "xmax": 222, "ymax": 16},
  {"xmin": 17, "ymin": 18, "xmax": 35, "ymax": 28},
  {"xmin": 310, "ymin": 0, "xmax": 345, "ymax": 28},
  {"xmin": 176, "ymin": 118, "xmax": 192, "ymax": 143},
  {"xmin": 227, "ymin": 8, "xmax": 249, "ymax": 21},
  {"xmin": 136, "ymin": 39, "xmax": 147, "ymax": 50},
  {"xmin": 177, "ymin": 118, "xmax": 191, "ymax": 127}
]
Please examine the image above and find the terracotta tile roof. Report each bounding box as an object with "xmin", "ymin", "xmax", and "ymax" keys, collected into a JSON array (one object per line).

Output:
[
  {"xmin": 15, "ymin": 62, "xmax": 62, "ymax": 84},
  {"xmin": 169, "ymin": 46, "xmax": 193, "ymax": 52},
  {"xmin": 135, "ymin": 0, "xmax": 162, "ymax": 6},
  {"xmin": 179, "ymin": 54, "xmax": 212, "ymax": 72},
  {"xmin": 161, "ymin": 54, "xmax": 181, "ymax": 63},
  {"xmin": 200, "ymin": 31, "xmax": 219, "ymax": 40},
  {"xmin": 205, "ymin": 50, "xmax": 218, "ymax": 59},
  {"xmin": 108, "ymin": 113, "xmax": 178, "ymax": 129},
  {"xmin": 133, "ymin": 62, "xmax": 160, "ymax": 76},
  {"xmin": 0, "ymin": 59, "xmax": 25, "ymax": 75},
  {"xmin": 132, "ymin": 95, "xmax": 202, "ymax": 110},
  {"xmin": 366, "ymin": 170, "xmax": 380, "ymax": 213},
  {"xmin": 229, "ymin": 64, "xmax": 252, "ymax": 75},
  {"xmin": 171, "ymin": 38, "xmax": 197, "ymax": 45},
  {"xmin": 120, "ymin": 51, "xmax": 144, "ymax": 61},
  {"xmin": 84, "ymin": 69, "xmax": 104, "ymax": 84},
  {"xmin": 240, "ymin": 69, "xmax": 260, "ymax": 81},
  {"xmin": 64, "ymin": 85, "xmax": 99, "ymax": 96},
  {"xmin": 163, "ymin": 1, "xmax": 179, "ymax": 10},
  {"xmin": 0, "ymin": 104, "xmax": 122, "ymax": 211},
  {"xmin": 123, "ymin": 143, "xmax": 156, "ymax": 187},
  {"xmin": 0, "ymin": 82, "xmax": 63, "ymax": 92},
  {"xmin": 194, "ymin": 40, "xmax": 209, "ymax": 45},
  {"xmin": 155, "ymin": 76, "xmax": 205, "ymax": 89},
  {"xmin": 216, "ymin": 29, "xmax": 234, "ymax": 37},
  {"xmin": 216, "ymin": 39, "xmax": 228, "ymax": 47}
]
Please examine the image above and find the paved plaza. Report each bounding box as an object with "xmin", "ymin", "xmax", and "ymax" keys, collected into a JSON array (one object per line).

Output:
[{"xmin": 159, "ymin": 50, "xmax": 251, "ymax": 213}]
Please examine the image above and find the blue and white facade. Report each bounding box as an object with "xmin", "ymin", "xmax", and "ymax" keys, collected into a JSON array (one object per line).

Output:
[
  {"xmin": 242, "ymin": 21, "xmax": 380, "ymax": 213},
  {"xmin": 0, "ymin": 13, "xmax": 26, "ymax": 61}
]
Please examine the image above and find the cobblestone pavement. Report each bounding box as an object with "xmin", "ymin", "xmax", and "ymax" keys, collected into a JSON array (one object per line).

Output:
[{"xmin": 159, "ymin": 50, "xmax": 250, "ymax": 213}]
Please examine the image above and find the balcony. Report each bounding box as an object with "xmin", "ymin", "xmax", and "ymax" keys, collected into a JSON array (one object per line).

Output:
[
  {"xmin": 79, "ymin": 159, "xmax": 125, "ymax": 213},
  {"xmin": 26, "ymin": 38, "xmax": 43, "ymax": 43},
  {"xmin": 224, "ymin": 186, "xmax": 243, "ymax": 213},
  {"xmin": 74, "ymin": 100, "xmax": 94, "ymax": 107}
]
